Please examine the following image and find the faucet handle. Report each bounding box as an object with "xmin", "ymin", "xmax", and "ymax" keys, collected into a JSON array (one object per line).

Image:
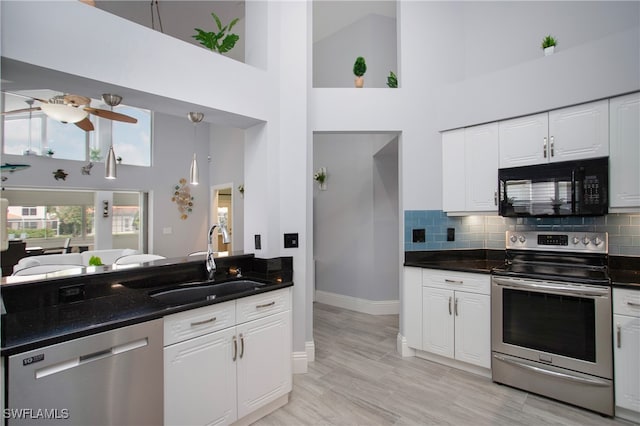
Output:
[{"xmin": 236, "ymin": 268, "xmax": 242, "ymax": 277}]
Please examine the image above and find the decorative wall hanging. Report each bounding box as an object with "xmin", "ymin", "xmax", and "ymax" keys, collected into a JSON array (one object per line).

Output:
[
  {"xmin": 53, "ymin": 169, "xmax": 68, "ymax": 181},
  {"xmin": 238, "ymin": 184, "xmax": 244, "ymax": 198},
  {"xmin": 314, "ymin": 167, "xmax": 327, "ymax": 190},
  {"xmin": 81, "ymin": 162, "xmax": 94, "ymax": 175},
  {"xmin": 172, "ymin": 178, "xmax": 194, "ymax": 220}
]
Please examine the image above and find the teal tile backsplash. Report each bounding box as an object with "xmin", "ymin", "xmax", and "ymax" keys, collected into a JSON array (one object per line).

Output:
[{"xmin": 405, "ymin": 210, "xmax": 640, "ymax": 256}]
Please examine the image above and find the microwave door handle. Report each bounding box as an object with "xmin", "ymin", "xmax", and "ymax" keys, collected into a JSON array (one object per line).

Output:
[
  {"xmin": 550, "ymin": 136, "xmax": 554, "ymax": 157},
  {"xmin": 543, "ymin": 137, "xmax": 547, "ymax": 158}
]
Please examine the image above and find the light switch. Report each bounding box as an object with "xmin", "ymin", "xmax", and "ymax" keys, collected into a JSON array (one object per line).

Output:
[
  {"xmin": 163, "ymin": 227, "xmax": 172, "ymax": 235},
  {"xmin": 284, "ymin": 233, "xmax": 298, "ymax": 248}
]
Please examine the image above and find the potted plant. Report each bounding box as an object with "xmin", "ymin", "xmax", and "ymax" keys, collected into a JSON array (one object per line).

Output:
[
  {"xmin": 541, "ymin": 35, "xmax": 557, "ymax": 56},
  {"xmin": 90, "ymin": 148, "xmax": 102, "ymax": 162},
  {"xmin": 46, "ymin": 148, "xmax": 55, "ymax": 157},
  {"xmin": 116, "ymin": 156, "xmax": 122, "ymax": 164},
  {"xmin": 353, "ymin": 57, "xmax": 367, "ymax": 88},
  {"xmin": 387, "ymin": 71, "xmax": 398, "ymax": 88},
  {"xmin": 238, "ymin": 184, "xmax": 244, "ymax": 197},
  {"xmin": 193, "ymin": 12, "xmax": 240, "ymax": 54},
  {"xmin": 314, "ymin": 167, "xmax": 327, "ymax": 190}
]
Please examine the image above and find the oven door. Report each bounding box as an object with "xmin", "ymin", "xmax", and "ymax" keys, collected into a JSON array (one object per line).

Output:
[{"xmin": 491, "ymin": 275, "xmax": 612, "ymax": 379}]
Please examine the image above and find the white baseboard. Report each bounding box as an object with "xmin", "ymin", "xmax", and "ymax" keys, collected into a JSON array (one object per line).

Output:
[
  {"xmin": 396, "ymin": 333, "xmax": 416, "ymax": 357},
  {"xmin": 292, "ymin": 340, "xmax": 315, "ymax": 374},
  {"xmin": 315, "ymin": 290, "xmax": 399, "ymax": 315},
  {"xmin": 414, "ymin": 350, "xmax": 491, "ymax": 378}
]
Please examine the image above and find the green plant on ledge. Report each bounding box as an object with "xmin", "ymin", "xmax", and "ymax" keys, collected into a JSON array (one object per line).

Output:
[
  {"xmin": 541, "ymin": 35, "xmax": 557, "ymax": 49},
  {"xmin": 88, "ymin": 256, "xmax": 103, "ymax": 266},
  {"xmin": 387, "ymin": 71, "xmax": 398, "ymax": 88},
  {"xmin": 353, "ymin": 57, "xmax": 367, "ymax": 78},
  {"xmin": 193, "ymin": 12, "xmax": 240, "ymax": 54}
]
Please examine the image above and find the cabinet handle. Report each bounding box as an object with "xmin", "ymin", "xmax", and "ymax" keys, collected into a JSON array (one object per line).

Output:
[
  {"xmin": 232, "ymin": 335, "xmax": 238, "ymax": 361},
  {"xmin": 190, "ymin": 317, "xmax": 216, "ymax": 327},
  {"xmin": 445, "ymin": 279, "xmax": 463, "ymax": 284},
  {"xmin": 239, "ymin": 333, "xmax": 245, "ymax": 359},
  {"xmin": 448, "ymin": 297, "xmax": 452, "ymax": 315},
  {"xmin": 627, "ymin": 301, "xmax": 640, "ymax": 307},
  {"xmin": 550, "ymin": 136, "xmax": 555, "ymax": 157},
  {"xmin": 256, "ymin": 301, "xmax": 275, "ymax": 309},
  {"xmin": 616, "ymin": 324, "xmax": 621, "ymax": 348},
  {"xmin": 543, "ymin": 137, "xmax": 548, "ymax": 158},
  {"xmin": 454, "ymin": 298, "xmax": 459, "ymax": 316},
  {"xmin": 494, "ymin": 190, "xmax": 498, "ymax": 206}
]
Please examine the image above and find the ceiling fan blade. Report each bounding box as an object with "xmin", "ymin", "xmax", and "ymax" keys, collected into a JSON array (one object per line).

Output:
[
  {"xmin": 1, "ymin": 107, "xmax": 42, "ymax": 115},
  {"xmin": 84, "ymin": 107, "xmax": 138, "ymax": 123},
  {"xmin": 75, "ymin": 117, "xmax": 95, "ymax": 132}
]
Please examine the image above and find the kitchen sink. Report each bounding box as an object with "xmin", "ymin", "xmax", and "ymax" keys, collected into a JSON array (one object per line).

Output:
[{"xmin": 149, "ymin": 279, "xmax": 267, "ymax": 307}]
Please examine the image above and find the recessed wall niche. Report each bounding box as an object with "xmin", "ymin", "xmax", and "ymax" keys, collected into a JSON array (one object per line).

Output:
[{"xmin": 313, "ymin": 1, "xmax": 398, "ymax": 88}]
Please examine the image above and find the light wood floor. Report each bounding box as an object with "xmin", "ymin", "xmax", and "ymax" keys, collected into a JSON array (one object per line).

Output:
[{"xmin": 254, "ymin": 303, "xmax": 633, "ymax": 426}]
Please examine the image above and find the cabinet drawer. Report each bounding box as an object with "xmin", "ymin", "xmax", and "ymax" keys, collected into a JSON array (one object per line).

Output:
[
  {"xmin": 614, "ymin": 288, "xmax": 640, "ymax": 317},
  {"xmin": 422, "ymin": 269, "xmax": 490, "ymax": 295},
  {"xmin": 164, "ymin": 300, "xmax": 236, "ymax": 346},
  {"xmin": 236, "ymin": 288, "xmax": 291, "ymax": 324}
]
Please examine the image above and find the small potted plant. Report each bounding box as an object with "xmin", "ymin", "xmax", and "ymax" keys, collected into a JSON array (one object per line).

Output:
[
  {"xmin": 353, "ymin": 57, "xmax": 367, "ymax": 88},
  {"xmin": 90, "ymin": 148, "xmax": 102, "ymax": 162},
  {"xmin": 314, "ymin": 167, "xmax": 327, "ymax": 190},
  {"xmin": 46, "ymin": 148, "xmax": 55, "ymax": 157},
  {"xmin": 387, "ymin": 71, "xmax": 398, "ymax": 88},
  {"xmin": 541, "ymin": 35, "xmax": 557, "ymax": 56},
  {"xmin": 116, "ymin": 156, "xmax": 122, "ymax": 164},
  {"xmin": 238, "ymin": 184, "xmax": 244, "ymax": 198}
]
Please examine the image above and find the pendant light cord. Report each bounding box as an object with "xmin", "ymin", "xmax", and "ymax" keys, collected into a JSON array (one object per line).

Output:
[{"xmin": 150, "ymin": 0, "xmax": 164, "ymax": 33}]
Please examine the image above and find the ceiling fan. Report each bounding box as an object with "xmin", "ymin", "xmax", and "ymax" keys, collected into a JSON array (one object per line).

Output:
[{"xmin": 2, "ymin": 93, "xmax": 138, "ymax": 132}]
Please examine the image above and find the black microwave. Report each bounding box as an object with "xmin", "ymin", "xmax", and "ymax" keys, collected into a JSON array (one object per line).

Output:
[{"xmin": 498, "ymin": 157, "xmax": 608, "ymax": 217}]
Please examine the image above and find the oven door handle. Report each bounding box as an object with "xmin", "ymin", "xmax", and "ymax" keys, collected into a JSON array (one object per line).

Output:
[
  {"xmin": 493, "ymin": 354, "xmax": 611, "ymax": 387},
  {"xmin": 492, "ymin": 277, "xmax": 609, "ymax": 297}
]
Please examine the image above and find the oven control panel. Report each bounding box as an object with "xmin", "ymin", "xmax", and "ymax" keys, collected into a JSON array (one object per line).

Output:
[{"xmin": 506, "ymin": 231, "xmax": 608, "ymax": 253}]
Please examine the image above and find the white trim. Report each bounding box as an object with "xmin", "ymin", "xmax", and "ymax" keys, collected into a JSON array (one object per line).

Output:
[
  {"xmin": 305, "ymin": 340, "xmax": 315, "ymax": 363},
  {"xmin": 292, "ymin": 351, "xmax": 308, "ymax": 374},
  {"xmin": 397, "ymin": 333, "xmax": 416, "ymax": 357},
  {"xmin": 315, "ymin": 290, "xmax": 399, "ymax": 315},
  {"xmin": 414, "ymin": 349, "xmax": 491, "ymax": 379}
]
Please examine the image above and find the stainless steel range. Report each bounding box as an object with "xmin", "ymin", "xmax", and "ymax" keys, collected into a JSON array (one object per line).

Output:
[{"xmin": 491, "ymin": 230, "xmax": 613, "ymax": 416}]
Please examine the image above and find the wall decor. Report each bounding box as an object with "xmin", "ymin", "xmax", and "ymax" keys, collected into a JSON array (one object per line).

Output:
[
  {"xmin": 314, "ymin": 167, "xmax": 328, "ymax": 190},
  {"xmin": 238, "ymin": 184, "xmax": 244, "ymax": 198},
  {"xmin": 172, "ymin": 178, "xmax": 194, "ymax": 220},
  {"xmin": 53, "ymin": 169, "xmax": 68, "ymax": 181},
  {"xmin": 81, "ymin": 162, "xmax": 94, "ymax": 175}
]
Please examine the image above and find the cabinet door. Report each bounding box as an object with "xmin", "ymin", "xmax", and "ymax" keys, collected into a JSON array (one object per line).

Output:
[
  {"xmin": 499, "ymin": 112, "xmax": 548, "ymax": 167},
  {"xmin": 548, "ymin": 99, "xmax": 609, "ymax": 162},
  {"xmin": 422, "ymin": 287, "xmax": 454, "ymax": 358},
  {"xmin": 403, "ymin": 267, "xmax": 423, "ymax": 349},
  {"xmin": 614, "ymin": 314, "xmax": 640, "ymax": 414},
  {"xmin": 610, "ymin": 92, "xmax": 640, "ymax": 208},
  {"xmin": 454, "ymin": 292, "xmax": 491, "ymax": 368},
  {"xmin": 164, "ymin": 327, "xmax": 237, "ymax": 426},
  {"xmin": 465, "ymin": 123, "xmax": 499, "ymax": 212},
  {"xmin": 442, "ymin": 129, "xmax": 466, "ymax": 212},
  {"xmin": 236, "ymin": 310, "xmax": 292, "ymax": 420}
]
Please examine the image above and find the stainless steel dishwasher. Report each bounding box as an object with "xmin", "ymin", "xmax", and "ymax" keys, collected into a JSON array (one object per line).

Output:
[{"xmin": 7, "ymin": 319, "xmax": 163, "ymax": 426}]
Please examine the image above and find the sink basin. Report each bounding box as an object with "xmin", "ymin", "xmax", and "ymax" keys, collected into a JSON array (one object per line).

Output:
[{"xmin": 149, "ymin": 280, "xmax": 267, "ymax": 307}]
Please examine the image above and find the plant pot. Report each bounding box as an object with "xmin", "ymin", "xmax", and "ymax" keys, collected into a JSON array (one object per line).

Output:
[
  {"xmin": 319, "ymin": 182, "xmax": 327, "ymax": 191},
  {"xmin": 544, "ymin": 46, "xmax": 555, "ymax": 56},
  {"xmin": 355, "ymin": 76, "xmax": 364, "ymax": 88}
]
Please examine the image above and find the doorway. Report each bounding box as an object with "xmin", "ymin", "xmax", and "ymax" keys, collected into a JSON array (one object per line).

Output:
[{"xmin": 211, "ymin": 184, "xmax": 233, "ymax": 253}]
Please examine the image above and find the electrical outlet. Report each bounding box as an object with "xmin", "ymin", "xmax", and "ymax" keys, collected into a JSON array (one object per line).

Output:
[
  {"xmin": 412, "ymin": 229, "xmax": 426, "ymax": 243},
  {"xmin": 284, "ymin": 233, "xmax": 298, "ymax": 248},
  {"xmin": 254, "ymin": 234, "xmax": 261, "ymax": 250},
  {"xmin": 447, "ymin": 228, "xmax": 455, "ymax": 241}
]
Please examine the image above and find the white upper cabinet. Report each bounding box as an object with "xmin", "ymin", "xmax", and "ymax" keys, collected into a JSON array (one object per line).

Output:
[
  {"xmin": 442, "ymin": 123, "xmax": 499, "ymax": 213},
  {"xmin": 499, "ymin": 100, "xmax": 609, "ymax": 168},
  {"xmin": 610, "ymin": 92, "xmax": 640, "ymax": 209}
]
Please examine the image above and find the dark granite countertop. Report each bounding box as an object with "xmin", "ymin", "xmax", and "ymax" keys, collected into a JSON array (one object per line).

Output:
[
  {"xmin": 1, "ymin": 254, "xmax": 293, "ymax": 356},
  {"xmin": 404, "ymin": 249, "xmax": 505, "ymax": 274}
]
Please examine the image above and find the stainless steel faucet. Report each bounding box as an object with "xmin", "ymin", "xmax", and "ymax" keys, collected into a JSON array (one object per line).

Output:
[{"xmin": 206, "ymin": 223, "xmax": 230, "ymax": 280}]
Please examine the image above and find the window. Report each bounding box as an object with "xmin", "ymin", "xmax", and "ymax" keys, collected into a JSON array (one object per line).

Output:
[
  {"xmin": 2, "ymin": 91, "xmax": 151, "ymax": 165},
  {"xmin": 21, "ymin": 207, "xmax": 37, "ymax": 216}
]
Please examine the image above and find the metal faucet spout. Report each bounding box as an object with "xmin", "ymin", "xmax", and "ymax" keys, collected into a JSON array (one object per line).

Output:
[{"xmin": 206, "ymin": 223, "xmax": 230, "ymax": 280}]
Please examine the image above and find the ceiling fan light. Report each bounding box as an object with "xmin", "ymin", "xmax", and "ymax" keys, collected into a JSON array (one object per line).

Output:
[
  {"xmin": 105, "ymin": 145, "xmax": 117, "ymax": 179},
  {"xmin": 40, "ymin": 103, "xmax": 88, "ymax": 123},
  {"xmin": 190, "ymin": 153, "xmax": 199, "ymax": 185}
]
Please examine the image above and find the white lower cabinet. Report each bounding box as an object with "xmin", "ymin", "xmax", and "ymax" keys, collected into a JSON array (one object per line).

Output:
[
  {"xmin": 164, "ymin": 288, "xmax": 292, "ymax": 426},
  {"xmin": 421, "ymin": 269, "xmax": 490, "ymax": 369},
  {"xmin": 613, "ymin": 288, "xmax": 640, "ymax": 422},
  {"xmin": 402, "ymin": 267, "xmax": 491, "ymax": 371}
]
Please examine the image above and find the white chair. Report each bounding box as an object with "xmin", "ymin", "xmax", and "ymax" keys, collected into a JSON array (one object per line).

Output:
[
  {"xmin": 113, "ymin": 254, "xmax": 166, "ymax": 265},
  {"xmin": 12, "ymin": 264, "xmax": 84, "ymax": 276}
]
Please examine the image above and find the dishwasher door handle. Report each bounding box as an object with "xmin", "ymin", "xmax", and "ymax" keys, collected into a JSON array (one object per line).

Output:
[{"xmin": 36, "ymin": 338, "xmax": 149, "ymax": 379}]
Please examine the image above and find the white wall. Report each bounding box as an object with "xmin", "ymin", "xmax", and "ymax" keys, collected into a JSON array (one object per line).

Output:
[{"xmin": 314, "ymin": 133, "xmax": 398, "ymax": 301}]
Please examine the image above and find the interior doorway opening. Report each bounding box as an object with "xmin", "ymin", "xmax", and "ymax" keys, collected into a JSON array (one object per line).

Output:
[{"xmin": 211, "ymin": 184, "xmax": 234, "ymax": 253}]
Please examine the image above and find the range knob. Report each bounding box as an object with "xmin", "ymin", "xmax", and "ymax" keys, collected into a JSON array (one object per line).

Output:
[
  {"xmin": 592, "ymin": 236, "xmax": 603, "ymax": 246},
  {"xmin": 518, "ymin": 235, "xmax": 526, "ymax": 243},
  {"xmin": 582, "ymin": 236, "xmax": 591, "ymax": 246},
  {"xmin": 572, "ymin": 237, "xmax": 580, "ymax": 245},
  {"xmin": 510, "ymin": 235, "xmax": 518, "ymax": 243}
]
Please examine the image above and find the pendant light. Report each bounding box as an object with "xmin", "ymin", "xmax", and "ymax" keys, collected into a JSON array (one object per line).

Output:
[
  {"xmin": 24, "ymin": 99, "xmax": 34, "ymax": 155},
  {"xmin": 102, "ymin": 94, "xmax": 123, "ymax": 179},
  {"xmin": 187, "ymin": 112, "xmax": 204, "ymax": 185}
]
